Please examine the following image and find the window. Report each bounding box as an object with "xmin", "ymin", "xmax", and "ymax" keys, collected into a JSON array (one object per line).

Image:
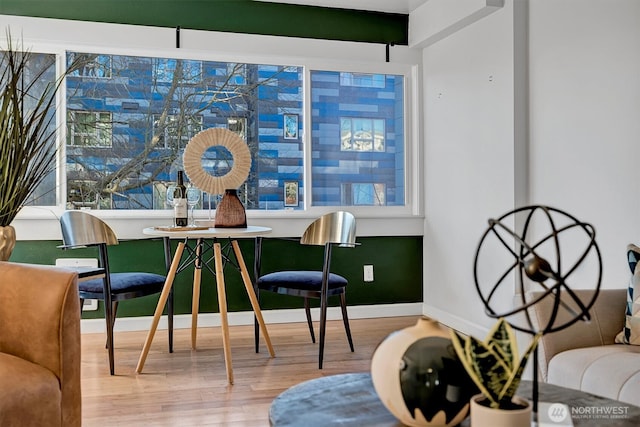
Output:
[
  {"xmin": 66, "ymin": 51, "xmax": 304, "ymax": 210},
  {"xmin": 342, "ymin": 183, "xmax": 386, "ymax": 206},
  {"xmin": 310, "ymin": 70, "xmax": 404, "ymax": 207},
  {"xmin": 340, "ymin": 72, "xmax": 385, "ymax": 88},
  {"xmin": 340, "ymin": 118, "xmax": 385, "ymax": 152},
  {"xmin": 67, "ymin": 112, "xmax": 113, "ymax": 147},
  {"xmin": 5, "ymin": 51, "xmax": 58, "ymax": 207},
  {"xmin": 14, "ymin": 42, "xmax": 409, "ymax": 213},
  {"xmin": 153, "ymin": 114, "xmax": 203, "ymax": 149},
  {"xmin": 68, "ymin": 53, "xmax": 112, "ymax": 78},
  {"xmin": 153, "ymin": 58, "xmax": 202, "ymax": 84},
  {"xmin": 227, "ymin": 117, "xmax": 246, "ymax": 140},
  {"xmin": 226, "ymin": 63, "xmax": 247, "ymax": 85}
]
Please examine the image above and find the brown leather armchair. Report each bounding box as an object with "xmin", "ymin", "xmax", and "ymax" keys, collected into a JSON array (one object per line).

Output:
[{"xmin": 0, "ymin": 262, "xmax": 82, "ymax": 427}]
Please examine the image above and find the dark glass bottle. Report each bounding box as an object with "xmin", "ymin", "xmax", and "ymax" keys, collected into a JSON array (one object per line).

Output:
[{"xmin": 174, "ymin": 171, "xmax": 188, "ymax": 227}]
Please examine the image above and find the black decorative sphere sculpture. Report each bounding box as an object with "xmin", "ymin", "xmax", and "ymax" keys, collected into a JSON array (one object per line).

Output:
[
  {"xmin": 474, "ymin": 205, "xmax": 602, "ymax": 335},
  {"xmin": 473, "ymin": 205, "xmax": 603, "ymax": 421}
]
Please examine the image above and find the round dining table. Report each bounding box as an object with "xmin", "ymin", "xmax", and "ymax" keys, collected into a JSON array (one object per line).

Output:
[{"xmin": 135, "ymin": 225, "xmax": 275, "ymax": 385}]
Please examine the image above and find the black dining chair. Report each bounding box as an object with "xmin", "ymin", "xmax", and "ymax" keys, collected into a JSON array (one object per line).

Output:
[
  {"xmin": 254, "ymin": 211, "xmax": 358, "ymax": 369},
  {"xmin": 59, "ymin": 210, "xmax": 169, "ymax": 375}
]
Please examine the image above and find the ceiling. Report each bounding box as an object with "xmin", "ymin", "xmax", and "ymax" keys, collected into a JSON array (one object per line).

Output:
[{"xmin": 256, "ymin": 0, "xmax": 428, "ymax": 14}]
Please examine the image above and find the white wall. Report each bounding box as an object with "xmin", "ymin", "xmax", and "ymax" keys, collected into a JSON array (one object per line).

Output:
[
  {"xmin": 422, "ymin": 1, "xmax": 516, "ymax": 335},
  {"xmin": 420, "ymin": 0, "xmax": 640, "ymax": 336},
  {"xmin": 528, "ymin": 0, "xmax": 640, "ymax": 288}
]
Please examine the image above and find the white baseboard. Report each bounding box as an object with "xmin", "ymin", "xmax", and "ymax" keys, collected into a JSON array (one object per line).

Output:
[
  {"xmin": 422, "ymin": 303, "xmax": 489, "ymax": 338},
  {"xmin": 80, "ymin": 303, "xmax": 423, "ymax": 334}
]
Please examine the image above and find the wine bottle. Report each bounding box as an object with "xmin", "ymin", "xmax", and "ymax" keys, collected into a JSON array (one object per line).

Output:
[{"xmin": 174, "ymin": 171, "xmax": 188, "ymax": 227}]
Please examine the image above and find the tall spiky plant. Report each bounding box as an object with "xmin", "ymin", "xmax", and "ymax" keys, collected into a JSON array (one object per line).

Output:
[{"xmin": 0, "ymin": 32, "xmax": 71, "ymax": 226}]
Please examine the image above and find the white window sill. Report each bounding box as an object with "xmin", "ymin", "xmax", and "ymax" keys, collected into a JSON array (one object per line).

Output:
[{"xmin": 12, "ymin": 206, "xmax": 424, "ymax": 240}]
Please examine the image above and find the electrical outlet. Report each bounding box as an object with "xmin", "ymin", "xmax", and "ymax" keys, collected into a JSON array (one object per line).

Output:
[
  {"xmin": 363, "ymin": 265, "xmax": 374, "ymax": 282},
  {"xmin": 56, "ymin": 258, "xmax": 99, "ymax": 311}
]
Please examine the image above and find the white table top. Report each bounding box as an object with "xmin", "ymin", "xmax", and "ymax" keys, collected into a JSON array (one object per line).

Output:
[{"xmin": 142, "ymin": 225, "xmax": 272, "ymax": 239}]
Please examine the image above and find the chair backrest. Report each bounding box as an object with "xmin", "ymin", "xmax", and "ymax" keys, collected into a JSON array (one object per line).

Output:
[
  {"xmin": 301, "ymin": 211, "xmax": 356, "ymax": 247},
  {"xmin": 60, "ymin": 210, "xmax": 119, "ymax": 247}
]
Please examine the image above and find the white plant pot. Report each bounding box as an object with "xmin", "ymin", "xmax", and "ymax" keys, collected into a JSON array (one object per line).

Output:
[{"xmin": 470, "ymin": 394, "xmax": 531, "ymax": 427}]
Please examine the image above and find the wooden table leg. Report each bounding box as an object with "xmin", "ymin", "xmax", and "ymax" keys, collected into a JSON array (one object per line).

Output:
[
  {"xmin": 136, "ymin": 241, "xmax": 186, "ymax": 374},
  {"xmin": 231, "ymin": 240, "xmax": 275, "ymax": 358},
  {"xmin": 214, "ymin": 242, "xmax": 234, "ymax": 384},
  {"xmin": 191, "ymin": 238, "xmax": 203, "ymax": 349}
]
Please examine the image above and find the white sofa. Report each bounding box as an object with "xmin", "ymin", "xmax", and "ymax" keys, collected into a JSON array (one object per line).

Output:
[{"xmin": 528, "ymin": 289, "xmax": 640, "ymax": 407}]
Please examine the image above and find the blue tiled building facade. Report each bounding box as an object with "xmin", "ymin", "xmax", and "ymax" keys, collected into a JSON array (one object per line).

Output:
[{"xmin": 65, "ymin": 52, "xmax": 404, "ymax": 210}]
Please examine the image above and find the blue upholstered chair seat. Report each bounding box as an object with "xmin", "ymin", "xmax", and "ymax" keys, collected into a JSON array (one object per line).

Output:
[
  {"xmin": 258, "ymin": 271, "xmax": 347, "ymax": 291},
  {"xmin": 80, "ymin": 272, "xmax": 166, "ymax": 295}
]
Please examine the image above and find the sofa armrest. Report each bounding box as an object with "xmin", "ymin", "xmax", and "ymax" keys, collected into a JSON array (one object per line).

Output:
[
  {"xmin": 0, "ymin": 262, "xmax": 81, "ymax": 427},
  {"xmin": 527, "ymin": 288, "xmax": 626, "ymax": 381}
]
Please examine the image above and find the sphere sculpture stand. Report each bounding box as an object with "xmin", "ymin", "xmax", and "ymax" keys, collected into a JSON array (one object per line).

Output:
[{"xmin": 473, "ymin": 205, "xmax": 602, "ymax": 424}]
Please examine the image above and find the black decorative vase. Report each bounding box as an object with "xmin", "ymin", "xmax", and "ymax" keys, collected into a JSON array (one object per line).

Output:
[{"xmin": 214, "ymin": 189, "xmax": 247, "ymax": 228}]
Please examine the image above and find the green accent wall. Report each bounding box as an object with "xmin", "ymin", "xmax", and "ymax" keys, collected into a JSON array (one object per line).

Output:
[
  {"xmin": 0, "ymin": 0, "xmax": 409, "ymax": 45},
  {"xmin": 4, "ymin": 2, "xmax": 418, "ymax": 319},
  {"xmin": 11, "ymin": 236, "xmax": 422, "ymax": 319}
]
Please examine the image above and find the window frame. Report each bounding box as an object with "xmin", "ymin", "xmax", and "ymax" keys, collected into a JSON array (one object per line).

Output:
[{"xmin": 4, "ymin": 16, "xmax": 423, "ymax": 239}]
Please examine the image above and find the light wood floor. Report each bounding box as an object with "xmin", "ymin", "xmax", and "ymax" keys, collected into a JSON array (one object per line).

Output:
[{"xmin": 81, "ymin": 316, "xmax": 418, "ymax": 426}]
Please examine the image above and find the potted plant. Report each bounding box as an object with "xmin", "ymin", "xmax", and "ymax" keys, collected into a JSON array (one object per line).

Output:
[
  {"xmin": 450, "ymin": 318, "xmax": 541, "ymax": 427},
  {"xmin": 0, "ymin": 33, "xmax": 75, "ymax": 260}
]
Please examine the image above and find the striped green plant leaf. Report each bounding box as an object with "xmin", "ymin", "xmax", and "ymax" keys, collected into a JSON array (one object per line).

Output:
[
  {"xmin": 450, "ymin": 318, "xmax": 540, "ymax": 409},
  {"xmin": 499, "ymin": 332, "xmax": 541, "ymax": 403}
]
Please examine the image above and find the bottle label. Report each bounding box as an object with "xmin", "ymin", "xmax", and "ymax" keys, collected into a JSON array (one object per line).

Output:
[{"xmin": 174, "ymin": 198, "xmax": 188, "ymax": 220}]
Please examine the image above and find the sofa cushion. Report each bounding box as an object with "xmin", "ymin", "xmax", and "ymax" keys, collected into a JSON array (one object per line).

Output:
[
  {"xmin": 547, "ymin": 345, "xmax": 640, "ymax": 406},
  {"xmin": 616, "ymin": 244, "xmax": 640, "ymax": 344},
  {"xmin": 0, "ymin": 352, "xmax": 62, "ymax": 426},
  {"xmin": 528, "ymin": 289, "xmax": 626, "ymax": 381}
]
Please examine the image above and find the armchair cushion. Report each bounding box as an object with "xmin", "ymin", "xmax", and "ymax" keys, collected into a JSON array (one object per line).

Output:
[
  {"xmin": 0, "ymin": 353, "xmax": 62, "ymax": 426},
  {"xmin": 0, "ymin": 262, "xmax": 81, "ymax": 427},
  {"xmin": 547, "ymin": 345, "xmax": 640, "ymax": 406},
  {"xmin": 528, "ymin": 288, "xmax": 626, "ymax": 381}
]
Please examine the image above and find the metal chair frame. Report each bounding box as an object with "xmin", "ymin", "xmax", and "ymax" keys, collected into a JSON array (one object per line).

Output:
[
  {"xmin": 254, "ymin": 211, "xmax": 358, "ymax": 368},
  {"xmin": 59, "ymin": 210, "xmax": 171, "ymax": 375}
]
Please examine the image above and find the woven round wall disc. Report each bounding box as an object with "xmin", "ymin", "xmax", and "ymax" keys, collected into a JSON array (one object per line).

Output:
[{"xmin": 183, "ymin": 128, "xmax": 252, "ymax": 195}]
